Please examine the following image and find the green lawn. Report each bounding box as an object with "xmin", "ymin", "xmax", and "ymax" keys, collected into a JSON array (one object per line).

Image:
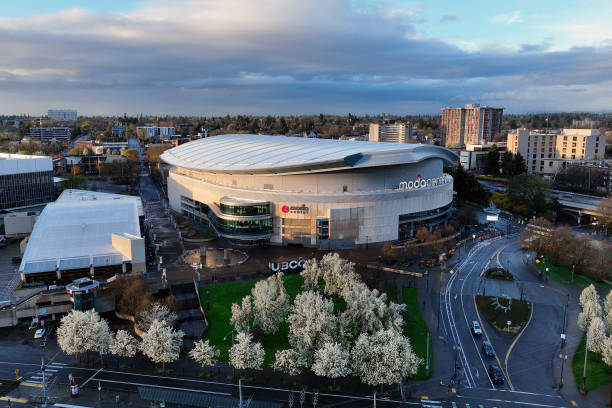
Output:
[
  {"xmin": 200, "ymin": 278, "xmax": 433, "ymax": 379},
  {"xmin": 536, "ymin": 259, "xmax": 611, "ymax": 290},
  {"xmin": 199, "ymin": 274, "xmax": 304, "ymax": 365},
  {"xmin": 572, "ymin": 334, "xmax": 612, "ymax": 392},
  {"xmin": 402, "ymin": 287, "xmax": 433, "ymax": 379}
]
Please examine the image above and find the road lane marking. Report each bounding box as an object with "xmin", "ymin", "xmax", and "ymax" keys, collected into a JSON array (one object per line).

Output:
[
  {"xmin": 472, "ymin": 295, "xmax": 508, "ymax": 388},
  {"xmin": 20, "ymin": 382, "xmax": 43, "ymax": 387},
  {"xmin": 96, "ymin": 378, "xmax": 232, "ymax": 396},
  {"xmin": 82, "ymin": 367, "xmax": 103, "ymax": 387},
  {"xmin": 0, "ymin": 397, "xmax": 28, "ymax": 403},
  {"xmin": 504, "ymin": 298, "xmax": 534, "ymax": 391}
]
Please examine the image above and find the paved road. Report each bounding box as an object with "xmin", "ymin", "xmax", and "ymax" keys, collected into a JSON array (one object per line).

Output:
[{"xmin": 439, "ymin": 233, "xmax": 570, "ymax": 408}]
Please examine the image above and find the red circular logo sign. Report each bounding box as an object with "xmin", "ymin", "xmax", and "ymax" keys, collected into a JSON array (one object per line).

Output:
[{"xmin": 281, "ymin": 205, "xmax": 290, "ymax": 213}]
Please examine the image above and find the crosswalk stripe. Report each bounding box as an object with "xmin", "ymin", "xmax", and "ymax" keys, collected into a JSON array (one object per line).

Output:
[
  {"xmin": 45, "ymin": 369, "xmax": 58, "ymax": 372},
  {"xmin": 49, "ymin": 362, "xmax": 67, "ymax": 366}
]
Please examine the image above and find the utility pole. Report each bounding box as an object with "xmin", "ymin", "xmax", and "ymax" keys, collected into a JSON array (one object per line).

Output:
[
  {"xmin": 239, "ymin": 378, "xmax": 243, "ymax": 408},
  {"xmin": 559, "ymin": 354, "xmax": 567, "ymax": 388},
  {"xmin": 582, "ymin": 332, "xmax": 588, "ymax": 393},
  {"xmin": 425, "ymin": 332, "xmax": 430, "ymax": 376},
  {"xmin": 41, "ymin": 356, "xmax": 47, "ymax": 407}
]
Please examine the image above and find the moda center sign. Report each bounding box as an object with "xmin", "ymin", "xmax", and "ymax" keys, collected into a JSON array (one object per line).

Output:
[
  {"xmin": 398, "ymin": 174, "xmax": 448, "ymax": 191},
  {"xmin": 281, "ymin": 204, "xmax": 309, "ymax": 214}
]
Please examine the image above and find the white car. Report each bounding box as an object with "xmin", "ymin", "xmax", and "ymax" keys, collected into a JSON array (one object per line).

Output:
[{"xmin": 34, "ymin": 328, "xmax": 46, "ymax": 339}]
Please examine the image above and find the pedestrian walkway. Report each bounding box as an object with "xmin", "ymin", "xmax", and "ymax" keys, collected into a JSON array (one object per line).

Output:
[{"xmin": 21, "ymin": 362, "xmax": 67, "ymax": 385}]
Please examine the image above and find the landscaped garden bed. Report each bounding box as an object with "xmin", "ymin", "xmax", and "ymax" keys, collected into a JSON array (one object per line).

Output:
[
  {"xmin": 198, "ymin": 260, "xmax": 433, "ymax": 380},
  {"xmin": 483, "ymin": 267, "xmax": 514, "ymax": 280},
  {"xmin": 475, "ymin": 295, "xmax": 531, "ymax": 334}
]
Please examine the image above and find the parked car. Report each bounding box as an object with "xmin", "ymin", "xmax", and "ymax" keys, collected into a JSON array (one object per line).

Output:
[
  {"xmin": 11, "ymin": 255, "xmax": 22, "ymax": 263},
  {"xmin": 488, "ymin": 364, "xmax": 504, "ymax": 385},
  {"xmin": 482, "ymin": 341, "xmax": 495, "ymax": 357},
  {"xmin": 471, "ymin": 321, "xmax": 482, "ymax": 336},
  {"xmin": 34, "ymin": 329, "xmax": 46, "ymax": 339}
]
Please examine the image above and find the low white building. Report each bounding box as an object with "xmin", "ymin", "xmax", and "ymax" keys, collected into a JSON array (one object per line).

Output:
[{"xmin": 19, "ymin": 190, "xmax": 145, "ymax": 284}]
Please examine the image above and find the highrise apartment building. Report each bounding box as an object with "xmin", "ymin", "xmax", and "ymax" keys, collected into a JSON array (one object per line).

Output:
[
  {"xmin": 441, "ymin": 103, "xmax": 503, "ymax": 147},
  {"xmin": 368, "ymin": 122, "xmax": 412, "ymax": 143},
  {"xmin": 507, "ymin": 128, "xmax": 605, "ymax": 177},
  {"xmin": 48, "ymin": 109, "xmax": 77, "ymax": 122}
]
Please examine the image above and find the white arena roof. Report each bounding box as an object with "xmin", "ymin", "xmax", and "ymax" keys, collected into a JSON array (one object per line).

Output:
[
  {"xmin": 19, "ymin": 190, "xmax": 142, "ymax": 275},
  {"xmin": 161, "ymin": 134, "xmax": 458, "ymax": 175}
]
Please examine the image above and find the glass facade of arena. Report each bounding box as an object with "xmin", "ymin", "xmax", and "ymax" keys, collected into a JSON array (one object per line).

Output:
[
  {"xmin": 397, "ymin": 202, "xmax": 453, "ymax": 241},
  {"xmin": 0, "ymin": 170, "xmax": 54, "ymax": 210},
  {"xmin": 219, "ymin": 202, "xmax": 270, "ymax": 216},
  {"xmin": 180, "ymin": 196, "xmax": 272, "ymax": 240}
]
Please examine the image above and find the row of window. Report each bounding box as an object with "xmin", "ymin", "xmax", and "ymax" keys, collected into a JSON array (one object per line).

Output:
[
  {"xmin": 398, "ymin": 202, "xmax": 453, "ymax": 223},
  {"xmin": 219, "ymin": 202, "xmax": 270, "ymax": 216}
]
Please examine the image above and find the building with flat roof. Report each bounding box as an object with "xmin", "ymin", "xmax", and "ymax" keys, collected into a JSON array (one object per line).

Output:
[
  {"xmin": 368, "ymin": 122, "xmax": 412, "ymax": 143},
  {"xmin": 19, "ymin": 189, "xmax": 145, "ymax": 284},
  {"xmin": 507, "ymin": 128, "xmax": 605, "ymax": 177},
  {"xmin": 0, "ymin": 153, "xmax": 54, "ymax": 210},
  {"xmin": 441, "ymin": 103, "xmax": 503, "ymax": 147},
  {"xmin": 161, "ymin": 134, "xmax": 457, "ymax": 248},
  {"xmin": 137, "ymin": 126, "xmax": 175, "ymax": 139},
  {"xmin": 28, "ymin": 127, "xmax": 72, "ymax": 142},
  {"xmin": 48, "ymin": 109, "xmax": 77, "ymax": 122}
]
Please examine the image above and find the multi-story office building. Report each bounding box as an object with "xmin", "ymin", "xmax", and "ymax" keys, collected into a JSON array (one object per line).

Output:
[
  {"xmin": 441, "ymin": 103, "xmax": 503, "ymax": 147},
  {"xmin": 507, "ymin": 128, "xmax": 605, "ymax": 177},
  {"xmin": 28, "ymin": 127, "xmax": 72, "ymax": 142},
  {"xmin": 0, "ymin": 153, "xmax": 54, "ymax": 210},
  {"xmin": 48, "ymin": 109, "xmax": 77, "ymax": 122},
  {"xmin": 368, "ymin": 122, "xmax": 412, "ymax": 143},
  {"xmin": 137, "ymin": 126, "xmax": 175, "ymax": 139}
]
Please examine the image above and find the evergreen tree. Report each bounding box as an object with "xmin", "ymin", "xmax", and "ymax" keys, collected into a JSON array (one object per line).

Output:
[
  {"xmin": 484, "ymin": 144, "xmax": 500, "ymax": 176},
  {"xmin": 500, "ymin": 151, "xmax": 514, "ymax": 178},
  {"xmin": 512, "ymin": 152, "xmax": 527, "ymax": 175}
]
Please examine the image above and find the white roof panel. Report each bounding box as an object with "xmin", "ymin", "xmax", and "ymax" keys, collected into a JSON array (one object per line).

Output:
[
  {"xmin": 161, "ymin": 134, "xmax": 458, "ymax": 174},
  {"xmin": 20, "ymin": 190, "xmax": 142, "ymax": 274}
]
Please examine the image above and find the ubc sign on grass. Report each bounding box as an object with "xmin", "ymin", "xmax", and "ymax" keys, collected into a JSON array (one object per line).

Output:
[
  {"xmin": 269, "ymin": 259, "xmax": 306, "ymax": 272},
  {"xmin": 398, "ymin": 175, "xmax": 448, "ymax": 191}
]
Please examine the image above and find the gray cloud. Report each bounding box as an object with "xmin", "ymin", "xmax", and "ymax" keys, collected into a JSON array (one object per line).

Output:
[
  {"xmin": 440, "ymin": 14, "xmax": 458, "ymax": 23},
  {"xmin": 0, "ymin": 0, "xmax": 610, "ymax": 115}
]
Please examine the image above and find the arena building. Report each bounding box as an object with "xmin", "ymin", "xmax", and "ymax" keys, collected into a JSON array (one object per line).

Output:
[{"xmin": 161, "ymin": 134, "xmax": 458, "ymax": 248}]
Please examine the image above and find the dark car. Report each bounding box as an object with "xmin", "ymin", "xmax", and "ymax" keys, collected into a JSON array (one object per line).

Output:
[
  {"xmin": 11, "ymin": 255, "xmax": 22, "ymax": 264},
  {"xmin": 488, "ymin": 364, "xmax": 504, "ymax": 385},
  {"xmin": 471, "ymin": 321, "xmax": 482, "ymax": 336},
  {"xmin": 482, "ymin": 341, "xmax": 495, "ymax": 357}
]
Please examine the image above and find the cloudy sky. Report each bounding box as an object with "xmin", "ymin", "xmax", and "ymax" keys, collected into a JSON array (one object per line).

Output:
[{"xmin": 1, "ymin": 0, "xmax": 612, "ymax": 116}]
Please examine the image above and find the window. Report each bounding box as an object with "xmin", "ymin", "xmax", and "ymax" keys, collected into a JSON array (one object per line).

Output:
[
  {"xmin": 342, "ymin": 185, "xmax": 348, "ymax": 193},
  {"xmin": 541, "ymin": 154, "xmax": 544, "ymax": 158},
  {"xmin": 573, "ymin": 136, "xmax": 577, "ymax": 141},
  {"xmin": 595, "ymin": 149, "xmax": 599, "ymax": 154},
  {"xmin": 571, "ymin": 149, "xmax": 576, "ymax": 153},
  {"xmin": 263, "ymin": 184, "xmax": 274, "ymax": 190},
  {"xmin": 549, "ymin": 162, "xmax": 553, "ymax": 167},
  {"xmin": 561, "ymin": 154, "xmax": 566, "ymax": 158},
  {"xmin": 316, "ymin": 218, "xmax": 329, "ymax": 240},
  {"xmin": 533, "ymin": 154, "xmax": 536, "ymax": 159}
]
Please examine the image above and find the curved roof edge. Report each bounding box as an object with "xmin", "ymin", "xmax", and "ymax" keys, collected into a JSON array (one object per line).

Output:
[{"xmin": 161, "ymin": 134, "xmax": 458, "ymax": 175}]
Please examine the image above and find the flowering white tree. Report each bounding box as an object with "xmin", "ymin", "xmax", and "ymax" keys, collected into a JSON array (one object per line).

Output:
[
  {"xmin": 140, "ymin": 319, "xmax": 184, "ymax": 369},
  {"xmin": 341, "ymin": 281, "xmax": 404, "ymax": 336},
  {"xmin": 580, "ymin": 284, "xmax": 600, "ymax": 309},
  {"xmin": 189, "ymin": 339, "xmax": 219, "ymax": 368},
  {"xmin": 109, "ymin": 330, "xmax": 139, "ymax": 358},
  {"xmin": 252, "ymin": 272, "xmax": 290, "ymax": 334},
  {"xmin": 578, "ymin": 300, "xmax": 603, "ymax": 331},
  {"xmin": 229, "ymin": 331, "xmax": 265, "ymax": 370},
  {"xmin": 301, "ymin": 258, "xmax": 321, "ymax": 290},
  {"xmin": 319, "ymin": 253, "xmax": 359, "ymax": 296},
  {"xmin": 311, "ymin": 342, "xmax": 351, "ymax": 384},
  {"xmin": 57, "ymin": 310, "xmax": 112, "ymax": 358},
  {"xmin": 137, "ymin": 301, "xmax": 178, "ymax": 332},
  {"xmin": 604, "ymin": 290, "xmax": 612, "ymax": 331},
  {"xmin": 587, "ymin": 317, "xmax": 607, "ymax": 354},
  {"xmin": 273, "ymin": 349, "xmax": 304, "ymax": 376},
  {"xmin": 288, "ymin": 291, "xmax": 338, "ymax": 364},
  {"xmin": 351, "ymin": 329, "xmax": 422, "ymax": 391},
  {"xmin": 230, "ymin": 295, "xmax": 253, "ymax": 332},
  {"xmin": 602, "ymin": 336, "xmax": 612, "ymax": 367}
]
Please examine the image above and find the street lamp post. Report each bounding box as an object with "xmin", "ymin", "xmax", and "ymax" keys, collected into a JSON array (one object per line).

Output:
[
  {"xmin": 572, "ymin": 265, "xmax": 575, "ymax": 283},
  {"xmin": 559, "ymin": 354, "xmax": 568, "ymax": 388}
]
